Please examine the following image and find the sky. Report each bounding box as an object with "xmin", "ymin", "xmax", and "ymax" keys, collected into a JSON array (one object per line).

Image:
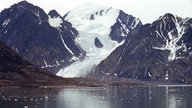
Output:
[{"xmin": 0, "ymin": 0, "xmax": 192, "ymax": 24}]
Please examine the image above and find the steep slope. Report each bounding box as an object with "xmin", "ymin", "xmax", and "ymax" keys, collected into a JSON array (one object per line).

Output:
[
  {"xmin": 57, "ymin": 3, "xmax": 142, "ymax": 77},
  {"xmin": 0, "ymin": 41, "xmax": 69, "ymax": 86},
  {"xmin": 110, "ymin": 10, "xmax": 142, "ymax": 42},
  {"xmin": 92, "ymin": 13, "xmax": 192, "ymax": 84},
  {"xmin": 0, "ymin": 1, "xmax": 84, "ymax": 73},
  {"xmin": 0, "ymin": 41, "xmax": 107, "ymax": 87}
]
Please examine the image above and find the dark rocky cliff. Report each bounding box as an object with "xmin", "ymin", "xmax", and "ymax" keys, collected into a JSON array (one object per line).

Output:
[
  {"xmin": 0, "ymin": 1, "xmax": 84, "ymax": 73},
  {"xmin": 92, "ymin": 13, "xmax": 192, "ymax": 84}
]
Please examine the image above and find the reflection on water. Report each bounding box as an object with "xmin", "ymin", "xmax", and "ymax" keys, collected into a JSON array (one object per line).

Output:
[
  {"xmin": 0, "ymin": 86, "xmax": 192, "ymax": 108},
  {"xmin": 57, "ymin": 88, "xmax": 111, "ymax": 108}
]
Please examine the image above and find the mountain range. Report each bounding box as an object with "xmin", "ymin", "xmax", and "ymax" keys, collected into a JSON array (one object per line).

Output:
[
  {"xmin": 91, "ymin": 13, "xmax": 192, "ymax": 84},
  {"xmin": 0, "ymin": 40, "xmax": 138, "ymax": 87},
  {"xmin": 0, "ymin": 1, "xmax": 191, "ymax": 85}
]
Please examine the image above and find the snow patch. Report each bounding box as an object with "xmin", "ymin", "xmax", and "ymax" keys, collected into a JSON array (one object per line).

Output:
[
  {"xmin": 189, "ymin": 51, "xmax": 192, "ymax": 56},
  {"xmin": 1, "ymin": 19, "xmax": 11, "ymax": 32},
  {"xmin": 132, "ymin": 18, "xmax": 140, "ymax": 28},
  {"xmin": 42, "ymin": 59, "xmax": 48, "ymax": 68},
  {"xmin": 2, "ymin": 19, "xmax": 11, "ymax": 27},
  {"xmin": 56, "ymin": 61, "xmax": 60, "ymax": 67},
  {"xmin": 101, "ymin": 71, "xmax": 110, "ymax": 76},
  {"xmin": 165, "ymin": 71, "xmax": 169, "ymax": 80},
  {"xmin": 148, "ymin": 72, "xmax": 152, "ymax": 77},
  {"xmin": 153, "ymin": 16, "xmax": 187, "ymax": 61},
  {"xmin": 69, "ymin": 56, "xmax": 79, "ymax": 62},
  {"xmin": 48, "ymin": 16, "xmax": 62, "ymax": 28},
  {"xmin": 15, "ymin": 48, "xmax": 19, "ymax": 53},
  {"xmin": 114, "ymin": 73, "xmax": 118, "ymax": 76},
  {"xmin": 33, "ymin": 10, "xmax": 40, "ymax": 17},
  {"xmin": 42, "ymin": 59, "xmax": 61, "ymax": 68}
]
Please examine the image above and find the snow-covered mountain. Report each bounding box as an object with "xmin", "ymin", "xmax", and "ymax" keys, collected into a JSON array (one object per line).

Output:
[
  {"xmin": 57, "ymin": 3, "xmax": 142, "ymax": 77},
  {"xmin": 91, "ymin": 13, "xmax": 192, "ymax": 84},
  {"xmin": 0, "ymin": 1, "xmax": 84, "ymax": 73}
]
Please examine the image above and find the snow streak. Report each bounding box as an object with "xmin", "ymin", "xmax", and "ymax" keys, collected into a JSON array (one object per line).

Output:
[{"xmin": 153, "ymin": 16, "xmax": 187, "ymax": 61}]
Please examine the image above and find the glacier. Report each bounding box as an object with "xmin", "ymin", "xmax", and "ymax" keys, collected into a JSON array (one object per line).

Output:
[{"xmin": 56, "ymin": 3, "xmax": 123, "ymax": 77}]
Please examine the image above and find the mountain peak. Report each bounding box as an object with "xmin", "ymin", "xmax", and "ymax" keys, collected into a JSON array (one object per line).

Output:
[
  {"xmin": 0, "ymin": 0, "xmax": 48, "ymax": 23},
  {"xmin": 48, "ymin": 10, "xmax": 61, "ymax": 18},
  {"xmin": 10, "ymin": 0, "xmax": 39, "ymax": 11},
  {"xmin": 0, "ymin": 1, "xmax": 84, "ymax": 74},
  {"xmin": 15, "ymin": 0, "xmax": 30, "ymax": 6},
  {"xmin": 162, "ymin": 13, "xmax": 176, "ymax": 19},
  {"xmin": 158, "ymin": 13, "xmax": 177, "ymax": 23}
]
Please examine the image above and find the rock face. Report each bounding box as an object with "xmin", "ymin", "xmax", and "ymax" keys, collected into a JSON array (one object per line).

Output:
[
  {"xmin": 110, "ymin": 10, "xmax": 142, "ymax": 42},
  {"xmin": 94, "ymin": 37, "xmax": 103, "ymax": 48},
  {"xmin": 0, "ymin": 1, "xmax": 84, "ymax": 73},
  {"xmin": 93, "ymin": 13, "xmax": 192, "ymax": 84},
  {"xmin": 57, "ymin": 3, "xmax": 142, "ymax": 77},
  {"xmin": 0, "ymin": 41, "xmax": 61, "ymax": 84}
]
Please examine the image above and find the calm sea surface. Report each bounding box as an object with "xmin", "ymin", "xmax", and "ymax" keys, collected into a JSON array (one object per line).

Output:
[{"xmin": 0, "ymin": 86, "xmax": 192, "ymax": 108}]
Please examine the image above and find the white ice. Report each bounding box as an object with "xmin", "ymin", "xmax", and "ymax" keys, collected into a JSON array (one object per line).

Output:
[
  {"xmin": 57, "ymin": 3, "xmax": 122, "ymax": 77},
  {"xmin": 165, "ymin": 71, "xmax": 169, "ymax": 80},
  {"xmin": 48, "ymin": 16, "xmax": 62, "ymax": 28},
  {"xmin": 41, "ymin": 59, "xmax": 61, "ymax": 68},
  {"xmin": 1, "ymin": 19, "xmax": 11, "ymax": 32},
  {"xmin": 2, "ymin": 19, "xmax": 11, "ymax": 26}
]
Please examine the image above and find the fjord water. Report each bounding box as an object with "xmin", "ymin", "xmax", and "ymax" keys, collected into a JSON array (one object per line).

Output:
[{"xmin": 0, "ymin": 86, "xmax": 192, "ymax": 108}]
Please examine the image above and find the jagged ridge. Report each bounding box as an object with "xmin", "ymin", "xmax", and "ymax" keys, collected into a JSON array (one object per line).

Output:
[{"xmin": 92, "ymin": 13, "xmax": 192, "ymax": 84}]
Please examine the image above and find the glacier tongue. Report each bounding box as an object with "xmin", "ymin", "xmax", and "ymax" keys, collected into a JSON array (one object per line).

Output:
[
  {"xmin": 56, "ymin": 3, "xmax": 122, "ymax": 77},
  {"xmin": 57, "ymin": 49, "xmax": 115, "ymax": 77}
]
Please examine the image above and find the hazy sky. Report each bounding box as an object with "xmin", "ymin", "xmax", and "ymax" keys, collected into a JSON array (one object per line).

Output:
[{"xmin": 0, "ymin": 0, "xmax": 192, "ymax": 23}]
